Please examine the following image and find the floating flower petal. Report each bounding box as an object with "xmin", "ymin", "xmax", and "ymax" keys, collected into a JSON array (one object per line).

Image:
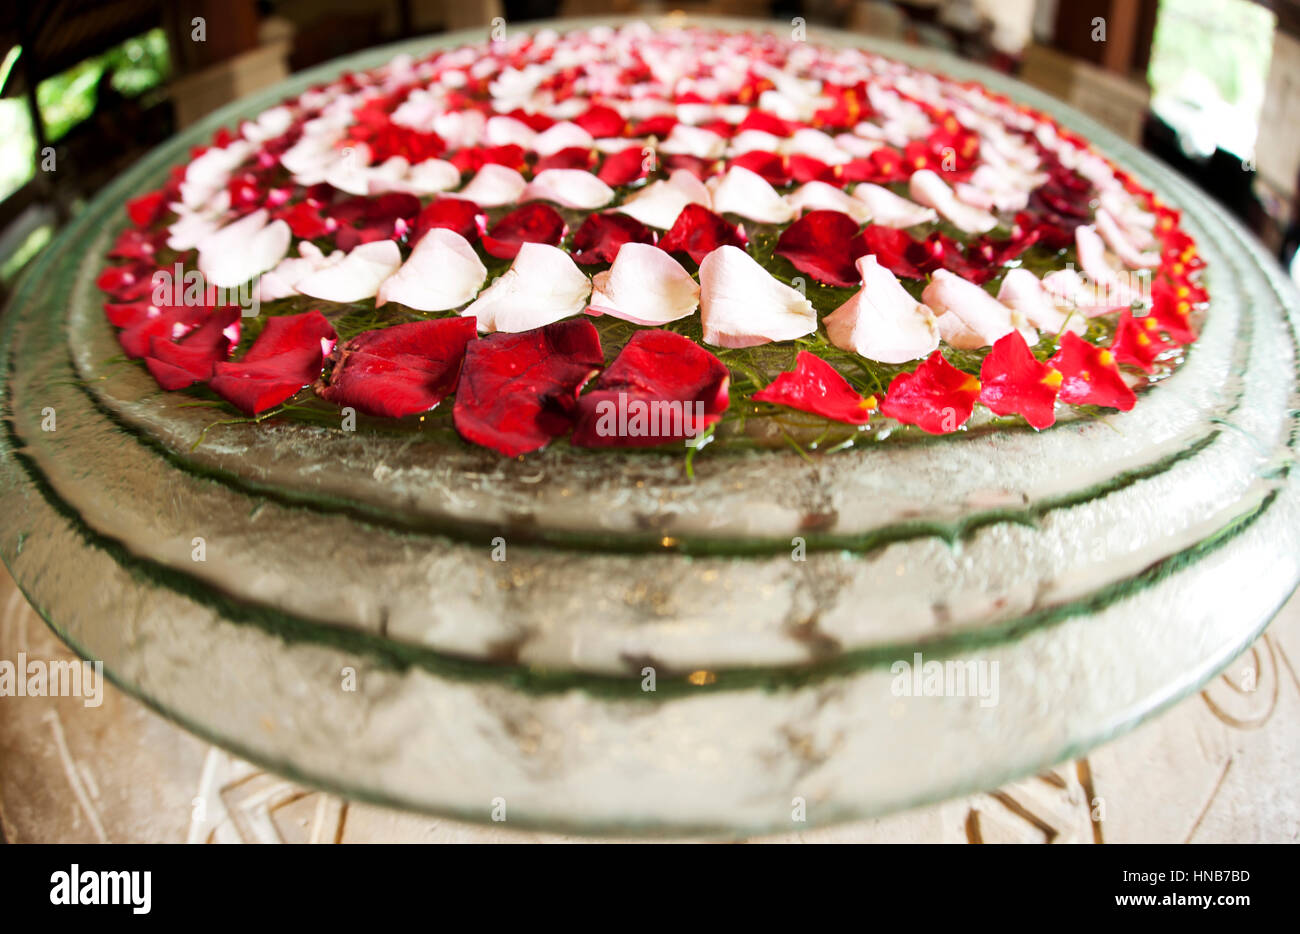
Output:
[
  {"xmin": 570, "ymin": 212, "xmax": 656, "ymax": 265},
  {"xmin": 978, "ymin": 330, "xmax": 1061, "ymax": 429},
  {"xmin": 878, "ymin": 351, "xmax": 981, "ymax": 434},
  {"xmin": 1047, "ymin": 331, "xmax": 1136, "ymax": 410},
  {"xmin": 452, "ymin": 318, "xmax": 604, "ymax": 456},
  {"xmin": 296, "ymin": 240, "xmax": 402, "ymax": 302},
  {"xmin": 377, "ymin": 228, "xmax": 487, "ymax": 310},
  {"xmin": 823, "ymin": 255, "xmax": 940, "ymax": 363},
  {"xmin": 774, "ymin": 210, "xmax": 864, "ymax": 287},
  {"xmin": 209, "ymin": 310, "xmax": 337, "ymax": 415},
  {"xmin": 461, "ymin": 242, "xmax": 592, "ymax": 333},
  {"xmin": 522, "ymin": 168, "xmax": 615, "ymax": 209},
  {"xmin": 572, "ymin": 331, "xmax": 728, "ymax": 446},
  {"xmin": 481, "ymin": 202, "xmax": 567, "ymax": 259},
  {"xmin": 698, "ymin": 244, "xmax": 817, "ymax": 348},
  {"xmin": 588, "ymin": 243, "xmax": 699, "ymax": 325},
  {"xmin": 316, "ymin": 317, "xmax": 478, "ymax": 417},
  {"xmin": 752, "ymin": 350, "xmax": 876, "ymax": 424}
]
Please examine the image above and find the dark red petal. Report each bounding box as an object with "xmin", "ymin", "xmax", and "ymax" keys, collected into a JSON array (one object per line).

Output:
[
  {"xmin": 661, "ymin": 153, "xmax": 717, "ymax": 180},
  {"xmin": 658, "ymin": 204, "xmax": 746, "ymax": 264},
  {"xmin": 1047, "ymin": 332, "xmax": 1136, "ymax": 411},
  {"xmin": 878, "ymin": 351, "xmax": 980, "ymax": 434},
  {"xmin": 108, "ymin": 228, "xmax": 164, "ymax": 261},
  {"xmin": 859, "ymin": 225, "xmax": 928, "ymax": 280},
  {"xmin": 96, "ymin": 261, "xmax": 157, "ymax": 301},
  {"xmin": 317, "ymin": 318, "xmax": 478, "ymax": 418},
  {"xmin": 572, "ymin": 331, "xmax": 729, "ymax": 446},
  {"xmin": 1110, "ymin": 310, "xmax": 1176, "ymax": 373},
  {"xmin": 505, "ymin": 108, "xmax": 555, "ymax": 132},
  {"xmin": 629, "ymin": 115, "xmax": 677, "ymax": 138},
  {"xmin": 127, "ymin": 190, "xmax": 167, "ymax": 229},
  {"xmin": 412, "ymin": 197, "xmax": 485, "ymax": 244},
  {"xmin": 968, "ymin": 230, "xmax": 1038, "ymax": 270},
  {"xmin": 787, "ymin": 154, "xmax": 830, "ymax": 184},
  {"xmin": 978, "ymin": 331, "xmax": 1061, "ymax": 430},
  {"xmin": 533, "ymin": 146, "xmax": 598, "ymax": 173},
  {"xmin": 481, "ymin": 202, "xmax": 566, "ymax": 259},
  {"xmin": 774, "ymin": 210, "xmax": 864, "ymax": 287},
  {"xmin": 736, "ymin": 110, "xmax": 795, "ymax": 137},
  {"xmin": 924, "ymin": 231, "xmax": 984, "ymax": 280},
  {"xmin": 144, "ymin": 307, "xmax": 241, "ymax": 390},
  {"xmin": 451, "ymin": 144, "xmax": 527, "ymax": 174},
  {"xmin": 751, "ymin": 351, "xmax": 875, "ymax": 424},
  {"xmin": 275, "ymin": 201, "xmax": 336, "ymax": 239},
  {"xmin": 570, "ymin": 212, "xmax": 656, "ymax": 264},
  {"xmin": 453, "ymin": 318, "xmax": 604, "ymax": 456},
  {"xmin": 209, "ymin": 310, "xmax": 337, "ymax": 415},
  {"xmin": 728, "ymin": 150, "xmax": 790, "ymax": 187},
  {"xmin": 573, "ymin": 103, "xmax": 626, "ymax": 138},
  {"xmin": 597, "ymin": 146, "xmax": 650, "ymax": 186},
  {"xmin": 112, "ymin": 303, "xmax": 209, "ymax": 359}
]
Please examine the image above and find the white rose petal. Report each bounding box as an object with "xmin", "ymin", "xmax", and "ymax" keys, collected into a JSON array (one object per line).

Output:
[
  {"xmin": 461, "ymin": 242, "xmax": 591, "ymax": 333},
  {"xmin": 588, "ymin": 243, "xmax": 699, "ymax": 325},
  {"xmin": 698, "ymin": 245, "xmax": 817, "ymax": 348},
  {"xmin": 376, "ymin": 229, "xmax": 487, "ymax": 311},
  {"xmin": 296, "ymin": 240, "xmax": 402, "ymax": 302}
]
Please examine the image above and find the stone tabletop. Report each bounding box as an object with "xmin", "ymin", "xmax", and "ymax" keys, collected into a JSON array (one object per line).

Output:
[{"xmin": 1, "ymin": 563, "xmax": 1296, "ymax": 843}]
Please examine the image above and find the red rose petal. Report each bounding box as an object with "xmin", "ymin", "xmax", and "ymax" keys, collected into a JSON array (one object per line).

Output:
[
  {"xmin": 661, "ymin": 154, "xmax": 716, "ymax": 180},
  {"xmin": 209, "ymin": 310, "xmax": 337, "ymax": 415},
  {"xmin": 978, "ymin": 331, "xmax": 1061, "ymax": 429},
  {"xmin": 108, "ymin": 228, "xmax": 165, "ymax": 262},
  {"xmin": 879, "ymin": 351, "xmax": 981, "ymax": 434},
  {"xmin": 597, "ymin": 145, "xmax": 651, "ymax": 187},
  {"xmin": 572, "ymin": 331, "xmax": 729, "ymax": 446},
  {"xmin": 481, "ymin": 202, "xmax": 566, "ymax": 259},
  {"xmin": 127, "ymin": 190, "xmax": 167, "ymax": 229},
  {"xmin": 787, "ymin": 154, "xmax": 830, "ymax": 185},
  {"xmin": 630, "ymin": 115, "xmax": 678, "ymax": 138},
  {"xmin": 774, "ymin": 210, "xmax": 865, "ymax": 287},
  {"xmin": 275, "ymin": 200, "xmax": 336, "ymax": 239},
  {"xmin": 144, "ymin": 306, "xmax": 241, "ymax": 390},
  {"xmin": 97, "ymin": 260, "xmax": 157, "ymax": 301},
  {"xmin": 859, "ymin": 225, "xmax": 930, "ymax": 280},
  {"xmin": 505, "ymin": 108, "xmax": 555, "ymax": 132},
  {"xmin": 330, "ymin": 192, "xmax": 421, "ymax": 250},
  {"xmin": 1047, "ymin": 331, "xmax": 1136, "ymax": 411},
  {"xmin": 751, "ymin": 350, "xmax": 875, "ymax": 424},
  {"xmin": 451, "ymin": 144, "xmax": 528, "ymax": 174},
  {"xmin": 570, "ymin": 212, "xmax": 656, "ymax": 264},
  {"xmin": 453, "ymin": 318, "xmax": 604, "ymax": 456},
  {"xmin": 728, "ymin": 150, "xmax": 790, "ymax": 187},
  {"xmin": 413, "ymin": 197, "xmax": 486, "ymax": 244},
  {"xmin": 534, "ymin": 146, "xmax": 598, "ymax": 173},
  {"xmin": 658, "ymin": 204, "xmax": 746, "ymax": 264},
  {"xmin": 109, "ymin": 302, "xmax": 210, "ymax": 359},
  {"xmin": 317, "ymin": 318, "xmax": 478, "ymax": 418},
  {"xmin": 1110, "ymin": 310, "xmax": 1176, "ymax": 373},
  {"xmin": 736, "ymin": 110, "xmax": 795, "ymax": 137},
  {"xmin": 573, "ymin": 103, "xmax": 626, "ymax": 138}
]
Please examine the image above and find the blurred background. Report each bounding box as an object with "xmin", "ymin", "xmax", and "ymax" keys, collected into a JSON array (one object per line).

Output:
[{"xmin": 0, "ymin": 0, "xmax": 1297, "ymax": 303}]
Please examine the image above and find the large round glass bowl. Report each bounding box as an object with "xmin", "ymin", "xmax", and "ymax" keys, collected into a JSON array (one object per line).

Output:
[{"xmin": 3, "ymin": 17, "xmax": 1298, "ymax": 836}]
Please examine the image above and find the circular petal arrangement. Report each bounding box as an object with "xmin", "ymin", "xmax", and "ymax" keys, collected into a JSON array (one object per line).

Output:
[{"xmin": 100, "ymin": 23, "xmax": 1207, "ymax": 456}]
